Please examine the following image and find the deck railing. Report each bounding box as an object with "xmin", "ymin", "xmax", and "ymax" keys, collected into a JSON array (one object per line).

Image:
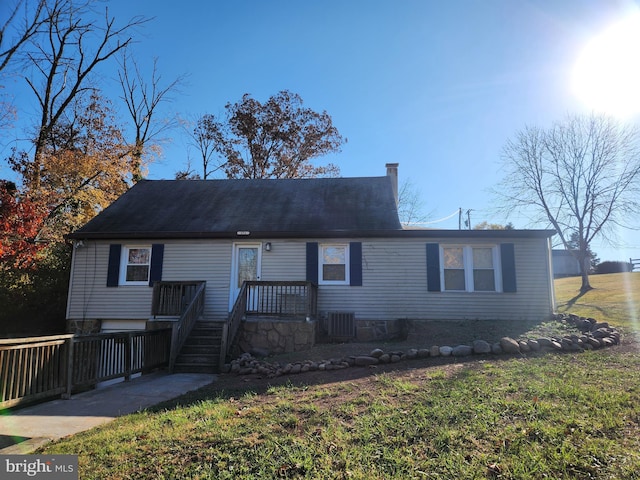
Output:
[
  {"xmin": 0, "ymin": 334, "xmax": 73, "ymax": 409},
  {"xmin": 243, "ymin": 281, "xmax": 318, "ymax": 318},
  {"xmin": 168, "ymin": 281, "xmax": 206, "ymax": 372},
  {"xmin": 1, "ymin": 329, "xmax": 172, "ymax": 409},
  {"xmin": 152, "ymin": 281, "xmax": 206, "ymax": 316}
]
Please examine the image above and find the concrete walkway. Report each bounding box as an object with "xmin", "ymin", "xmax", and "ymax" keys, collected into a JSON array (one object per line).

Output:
[{"xmin": 0, "ymin": 372, "xmax": 216, "ymax": 454}]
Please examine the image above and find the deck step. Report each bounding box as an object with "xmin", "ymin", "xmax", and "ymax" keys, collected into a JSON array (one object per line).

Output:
[
  {"xmin": 173, "ymin": 320, "xmax": 225, "ymax": 373},
  {"xmin": 173, "ymin": 364, "xmax": 218, "ymax": 374}
]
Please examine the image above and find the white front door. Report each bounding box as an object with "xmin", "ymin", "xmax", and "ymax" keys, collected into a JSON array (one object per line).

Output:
[{"xmin": 230, "ymin": 244, "xmax": 262, "ymax": 310}]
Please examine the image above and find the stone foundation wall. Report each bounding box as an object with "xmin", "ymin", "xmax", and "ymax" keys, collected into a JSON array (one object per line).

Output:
[
  {"xmin": 238, "ymin": 319, "xmax": 316, "ymax": 355},
  {"xmin": 356, "ymin": 318, "xmax": 408, "ymax": 342}
]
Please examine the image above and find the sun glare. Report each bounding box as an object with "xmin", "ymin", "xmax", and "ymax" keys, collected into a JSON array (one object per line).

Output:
[{"xmin": 572, "ymin": 13, "xmax": 640, "ymax": 118}]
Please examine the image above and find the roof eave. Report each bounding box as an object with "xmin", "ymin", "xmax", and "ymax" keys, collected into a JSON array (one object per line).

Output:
[{"xmin": 66, "ymin": 228, "xmax": 556, "ymax": 241}]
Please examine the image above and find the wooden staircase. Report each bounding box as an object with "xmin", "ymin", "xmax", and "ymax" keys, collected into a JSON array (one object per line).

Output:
[{"xmin": 172, "ymin": 320, "xmax": 225, "ymax": 373}]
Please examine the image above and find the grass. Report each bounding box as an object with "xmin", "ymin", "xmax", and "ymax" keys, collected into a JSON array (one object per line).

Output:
[{"xmin": 39, "ymin": 273, "xmax": 640, "ymax": 479}]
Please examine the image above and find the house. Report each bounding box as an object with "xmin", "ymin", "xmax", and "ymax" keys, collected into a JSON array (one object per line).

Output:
[
  {"xmin": 65, "ymin": 164, "xmax": 556, "ymax": 371},
  {"xmin": 552, "ymin": 250, "xmax": 581, "ymax": 278}
]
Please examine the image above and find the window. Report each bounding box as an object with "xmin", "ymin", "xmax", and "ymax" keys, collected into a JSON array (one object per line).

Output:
[
  {"xmin": 120, "ymin": 246, "xmax": 152, "ymax": 285},
  {"xmin": 441, "ymin": 245, "xmax": 501, "ymax": 292},
  {"xmin": 319, "ymin": 244, "xmax": 349, "ymax": 285}
]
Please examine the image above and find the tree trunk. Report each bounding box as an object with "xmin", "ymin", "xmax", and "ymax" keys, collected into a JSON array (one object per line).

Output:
[{"xmin": 578, "ymin": 250, "xmax": 592, "ymax": 292}]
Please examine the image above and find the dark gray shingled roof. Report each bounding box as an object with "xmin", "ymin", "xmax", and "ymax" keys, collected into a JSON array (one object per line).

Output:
[{"xmin": 68, "ymin": 176, "xmax": 403, "ymax": 239}]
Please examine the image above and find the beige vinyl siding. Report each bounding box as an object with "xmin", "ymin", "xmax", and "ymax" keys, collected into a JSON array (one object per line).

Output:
[
  {"xmin": 67, "ymin": 240, "xmax": 235, "ymax": 321},
  {"xmin": 311, "ymin": 237, "xmax": 553, "ymax": 322},
  {"xmin": 260, "ymin": 240, "xmax": 306, "ymax": 281},
  {"xmin": 161, "ymin": 240, "xmax": 232, "ymax": 319},
  {"xmin": 66, "ymin": 242, "xmax": 153, "ymax": 319},
  {"xmin": 67, "ymin": 236, "xmax": 554, "ymax": 325}
]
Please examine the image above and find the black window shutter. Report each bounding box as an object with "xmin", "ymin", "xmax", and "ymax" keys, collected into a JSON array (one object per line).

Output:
[
  {"xmin": 306, "ymin": 242, "xmax": 318, "ymax": 283},
  {"xmin": 349, "ymin": 242, "xmax": 363, "ymax": 286},
  {"xmin": 107, "ymin": 244, "xmax": 122, "ymax": 287},
  {"xmin": 149, "ymin": 244, "xmax": 165, "ymax": 286},
  {"xmin": 501, "ymin": 243, "xmax": 517, "ymax": 293},
  {"xmin": 426, "ymin": 243, "xmax": 441, "ymax": 292}
]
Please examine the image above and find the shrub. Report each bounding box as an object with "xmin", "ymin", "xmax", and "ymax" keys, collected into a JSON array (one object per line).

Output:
[{"xmin": 596, "ymin": 260, "xmax": 632, "ymax": 274}]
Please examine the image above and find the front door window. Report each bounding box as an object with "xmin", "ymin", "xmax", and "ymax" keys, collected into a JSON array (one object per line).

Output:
[{"xmin": 230, "ymin": 244, "xmax": 261, "ymax": 310}]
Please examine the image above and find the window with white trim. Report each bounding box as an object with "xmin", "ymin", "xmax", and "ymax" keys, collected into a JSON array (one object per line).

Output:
[
  {"xmin": 441, "ymin": 245, "xmax": 501, "ymax": 292},
  {"xmin": 119, "ymin": 246, "xmax": 152, "ymax": 285},
  {"xmin": 319, "ymin": 244, "xmax": 350, "ymax": 285}
]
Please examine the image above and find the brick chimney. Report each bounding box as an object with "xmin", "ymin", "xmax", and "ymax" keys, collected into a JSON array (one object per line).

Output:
[{"xmin": 385, "ymin": 163, "xmax": 399, "ymax": 206}]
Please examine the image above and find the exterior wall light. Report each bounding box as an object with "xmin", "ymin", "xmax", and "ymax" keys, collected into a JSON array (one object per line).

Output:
[{"xmin": 265, "ymin": 242, "xmax": 272, "ymax": 251}]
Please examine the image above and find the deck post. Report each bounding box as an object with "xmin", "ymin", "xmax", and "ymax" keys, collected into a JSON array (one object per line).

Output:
[
  {"xmin": 62, "ymin": 336, "xmax": 74, "ymax": 399},
  {"xmin": 124, "ymin": 332, "xmax": 132, "ymax": 382}
]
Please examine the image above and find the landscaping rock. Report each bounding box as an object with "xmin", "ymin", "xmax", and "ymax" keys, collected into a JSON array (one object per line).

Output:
[
  {"xmin": 592, "ymin": 322, "xmax": 610, "ymax": 331},
  {"xmin": 472, "ymin": 340, "xmax": 492, "ymax": 354},
  {"xmin": 527, "ymin": 339, "xmax": 540, "ymax": 352},
  {"xmin": 406, "ymin": 348, "xmax": 419, "ymax": 359},
  {"xmin": 225, "ymin": 313, "xmax": 621, "ymax": 379},
  {"xmin": 452, "ymin": 345, "xmax": 473, "ymax": 357},
  {"xmin": 370, "ymin": 348, "xmax": 384, "ymax": 358},
  {"xmin": 537, "ymin": 337, "xmax": 553, "ymax": 348},
  {"xmin": 355, "ymin": 356, "xmax": 379, "ymax": 366},
  {"xmin": 500, "ymin": 337, "xmax": 521, "ymax": 354},
  {"xmin": 439, "ymin": 346, "xmax": 453, "ymax": 357}
]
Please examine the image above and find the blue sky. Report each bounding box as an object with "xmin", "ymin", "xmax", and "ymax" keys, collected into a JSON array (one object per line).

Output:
[{"xmin": 3, "ymin": 0, "xmax": 640, "ymax": 261}]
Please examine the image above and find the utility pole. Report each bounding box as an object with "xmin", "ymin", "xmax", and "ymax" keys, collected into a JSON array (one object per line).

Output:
[{"xmin": 458, "ymin": 208, "xmax": 462, "ymax": 230}]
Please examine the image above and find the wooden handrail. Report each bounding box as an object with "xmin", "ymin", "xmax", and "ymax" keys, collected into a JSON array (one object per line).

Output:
[{"xmin": 168, "ymin": 281, "xmax": 206, "ymax": 372}]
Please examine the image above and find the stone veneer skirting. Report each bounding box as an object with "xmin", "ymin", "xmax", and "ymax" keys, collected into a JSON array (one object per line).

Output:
[{"xmin": 238, "ymin": 318, "xmax": 317, "ymax": 355}]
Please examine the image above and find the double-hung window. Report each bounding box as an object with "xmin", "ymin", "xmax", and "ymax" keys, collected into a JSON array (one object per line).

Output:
[
  {"xmin": 441, "ymin": 245, "xmax": 501, "ymax": 292},
  {"xmin": 319, "ymin": 244, "xmax": 350, "ymax": 285},
  {"xmin": 119, "ymin": 246, "xmax": 152, "ymax": 285}
]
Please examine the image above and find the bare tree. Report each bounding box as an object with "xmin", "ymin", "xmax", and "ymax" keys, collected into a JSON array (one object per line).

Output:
[
  {"xmin": 182, "ymin": 113, "xmax": 226, "ymax": 179},
  {"xmin": 397, "ymin": 179, "xmax": 430, "ymax": 225},
  {"xmin": 0, "ymin": 0, "xmax": 46, "ymax": 73},
  {"xmin": 496, "ymin": 113, "xmax": 640, "ymax": 292},
  {"xmin": 0, "ymin": 0, "xmax": 46, "ymax": 130},
  {"xmin": 118, "ymin": 53, "xmax": 184, "ymax": 181},
  {"xmin": 21, "ymin": 0, "xmax": 148, "ymax": 191}
]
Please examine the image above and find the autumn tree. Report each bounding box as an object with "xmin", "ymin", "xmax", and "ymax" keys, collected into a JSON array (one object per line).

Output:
[
  {"xmin": 9, "ymin": 92, "xmax": 133, "ymax": 240},
  {"xmin": 19, "ymin": 0, "xmax": 147, "ymax": 191},
  {"xmin": 191, "ymin": 90, "xmax": 346, "ymax": 179},
  {"xmin": 496, "ymin": 113, "xmax": 640, "ymax": 292},
  {"xmin": 0, "ymin": 180, "xmax": 46, "ymax": 270}
]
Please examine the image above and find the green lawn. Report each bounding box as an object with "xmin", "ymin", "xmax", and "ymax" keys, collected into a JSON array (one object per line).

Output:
[{"xmin": 41, "ymin": 273, "xmax": 640, "ymax": 479}]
